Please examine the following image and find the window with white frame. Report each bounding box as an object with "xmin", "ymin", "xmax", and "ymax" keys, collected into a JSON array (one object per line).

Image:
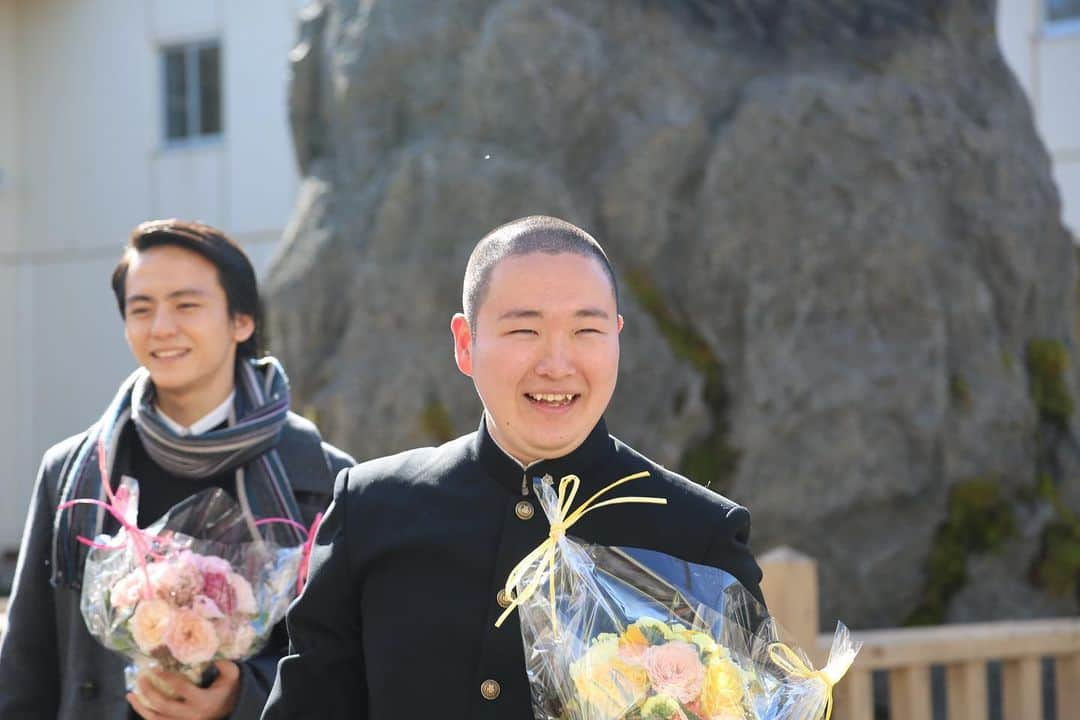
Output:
[
  {"xmin": 1047, "ymin": 0, "xmax": 1080, "ymax": 24},
  {"xmin": 162, "ymin": 41, "xmax": 222, "ymax": 143}
]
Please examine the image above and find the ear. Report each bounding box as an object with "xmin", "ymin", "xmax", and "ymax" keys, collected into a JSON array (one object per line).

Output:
[
  {"xmin": 617, "ymin": 314, "xmax": 624, "ymax": 334},
  {"xmin": 231, "ymin": 313, "xmax": 256, "ymax": 344},
  {"xmin": 450, "ymin": 313, "xmax": 473, "ymax": 377}
]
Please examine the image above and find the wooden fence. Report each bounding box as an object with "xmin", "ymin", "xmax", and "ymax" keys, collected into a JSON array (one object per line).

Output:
[{"xmin": 760, "ymin": 547, "xmax": 1080, "ymax": 720}]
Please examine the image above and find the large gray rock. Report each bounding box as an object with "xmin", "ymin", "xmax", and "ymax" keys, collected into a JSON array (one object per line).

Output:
[{"xmin": 265, "ymin": 0, "xmax": 1079, "ymax": 628}]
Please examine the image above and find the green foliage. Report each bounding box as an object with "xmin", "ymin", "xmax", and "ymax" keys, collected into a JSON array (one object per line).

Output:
[
  {"xmin": 1033, "ymin": 520, "xmax": 1080, "ymax": 597},
  {"xmin": 623, "ymin": 268, "xmax": 715, "ymax": 376},
  {"xmin": 1030, "ymin": 474, "xmax": 1080, "ymax": 598},
  {"xmin": 1027, "ymin": 250, "xmax": 1080, "ymax": 596},
  {"xmin": 1037, "ymin": 472, "xmax": 1057, "ymax": 502},
  {"xmin": 623, "ymin": 268, "xmax": 738, "ymax": 492},
  {"xmin": 419, "ymin": 399, "xmax": 455, "ymax": 444},
  {"xmin": 906, "ymin": 478, "xmax": 1016, "ymax": 626},
  {"xmin": 949, "ymin": 373, "xmax": 971, "ymax": 411},
  {"xmin": 1025, "ymin": 339, "xmax": 1073, "ymax": 425},
  {"xmin": 639, "ymin": 624, "xmax": 668, "ymax": 646}
]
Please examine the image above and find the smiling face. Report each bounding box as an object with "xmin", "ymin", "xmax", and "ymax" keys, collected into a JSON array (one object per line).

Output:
[
  {"xmin": 452, "ymin": 251, "xmax": 622, "ymax": 465},
  {"xmin": 122, "ymin": 244, "xmax": 254, "ymax": 424}
]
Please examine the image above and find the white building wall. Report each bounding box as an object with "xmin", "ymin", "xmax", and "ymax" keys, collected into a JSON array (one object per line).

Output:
[
  {"xmin": 0, "ymin": 0, "xmax": 306, "ymax": 552},
  {"xmin": 998, "ymin": 0, "xmax": 1080, "ymax": 236},
  {"xmin": 1, "ymin": 0, "xmax": 29, "ymax": 552}
]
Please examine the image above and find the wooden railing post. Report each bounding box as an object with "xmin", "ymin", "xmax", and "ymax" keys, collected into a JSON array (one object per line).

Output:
[
  {"xmin": 832, "ymin": 667, "xmax": 874, "ymax": 720},
  {"xmin": 758, "ymin": 546, "xmax": 820, "ymax": 664},
  {"xmin": 946, "ymin": 661, "xmax": 988, "ymax": 720},
  {"xmin": 889, "ymin": 665, "xmax": 932, "ymax": 720},
  {"xmin": 1057, "ymin": 653, "xmax": 1080, "ymax": 719},
  {"xmin": 1002, "ymin": 656, "xmax": 1042, "ymax": 720}
]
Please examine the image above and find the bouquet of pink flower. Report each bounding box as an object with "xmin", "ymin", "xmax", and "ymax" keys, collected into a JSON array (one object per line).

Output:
[
  {"xmin": 497, "ymin": 473, "xmax": 861, "ymax": 720},
  {"xmin": 66, "ymin": 475, "xmax": 316, "ymax": 691},
  {"xmin": 105, "ymin": 548, "xmax": 261, "ymax": 671}
]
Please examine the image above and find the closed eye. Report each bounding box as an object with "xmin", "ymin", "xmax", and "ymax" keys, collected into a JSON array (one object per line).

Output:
[{"xmin": 507, "ymin": 328, "xmax": 539, "ymax": 336}]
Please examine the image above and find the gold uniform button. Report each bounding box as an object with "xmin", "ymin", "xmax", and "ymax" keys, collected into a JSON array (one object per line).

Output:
[
  {"xmin": 480, "ymin": 679, "xmax": 501, "ymax": 700},
  {"xmin": 496, "ymin": 589, "xmax": 512, "ymax": 608},
  {"xmin": 515, "ymin": 500, "xmax": 534, "ymax": 520}
]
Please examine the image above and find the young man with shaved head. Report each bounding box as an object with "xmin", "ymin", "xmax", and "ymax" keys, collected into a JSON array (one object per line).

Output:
[{"xmin": 264, "ymin": 216, "xmax": 763, "ymax": 719}]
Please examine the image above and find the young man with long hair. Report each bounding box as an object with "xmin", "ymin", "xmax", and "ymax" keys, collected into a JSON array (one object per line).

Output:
[{"xmin": 0, "ymin": 220, "xmax": 353, "ymax": 719}]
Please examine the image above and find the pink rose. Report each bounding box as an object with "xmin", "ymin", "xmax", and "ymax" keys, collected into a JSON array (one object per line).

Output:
[
  {"xmin": 201, "ymin": 572, "xmax": 237, "ymax": 615},
  {"xmin": 110, "ymin": 571, "xmax": 146, "ymax": 610},
  {"xmin": 130, "ymin": 598, "xmax": 172, "ymax": 654},
  {"xmin": 148, "ymin": 560, "xmax": 203, "ymax": 606},
  {"xmin": 193, "ymin": 595, "xmax": 225, "ymax": 619},
  {"xmin": 183, "ymin": 551, "xmax": 232, "ymax": 575},
  {"xmin": 641, "ymin": 641, "xmax": 706, "ymax": 704},
  {"xmin": 218, "ymin": 621, "xmax": 257, "ymax": 659},
  {"xmin": 226, "ymin": 573, "xmax": 257, "ymax": 615},
  {"xmin": 164, "ymin": 608, "xmax": 219, "ymax": 665}
]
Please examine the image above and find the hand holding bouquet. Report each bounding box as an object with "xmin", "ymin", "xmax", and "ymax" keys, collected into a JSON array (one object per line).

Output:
[{"xmin": 59, "ymin": 446, "xmax": 319, "ymax": 692}]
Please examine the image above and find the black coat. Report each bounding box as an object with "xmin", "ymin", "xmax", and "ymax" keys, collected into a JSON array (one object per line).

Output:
[
  {"xmin": 264, "ymin": 418, "xmax": 763, "ymax": 719},
  {"xmin": 0, "ymin": 412, "xmax": 354, "ymax": 720}
]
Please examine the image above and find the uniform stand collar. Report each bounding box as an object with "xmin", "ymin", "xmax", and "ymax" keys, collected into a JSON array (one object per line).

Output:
[{"xmin": 474, "ymin": 415, "xmax": 614, "ymax": 496}]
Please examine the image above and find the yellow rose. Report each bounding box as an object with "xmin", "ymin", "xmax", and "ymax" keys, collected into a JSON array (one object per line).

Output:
[
  {"xmin": 699, "ymin": 658, "xmax": 745, "ymax": 718},
  {"xmin": 689, "ymin": 631, "xmax": 719, "ymax": 656},
  {"xmin": 620, "ymin": 624, "xmax": 651, "ymax": 662},
  {"xmin": 623, "ymin": 624, "xmax": 649, "ymax": 647},
  {"xmin": 667, "ymin": 624, "xmax": 691, "ymax": 641},
  {"xmin": 571, "ymin": 635, "xmax": 649, "ymax": 717}
]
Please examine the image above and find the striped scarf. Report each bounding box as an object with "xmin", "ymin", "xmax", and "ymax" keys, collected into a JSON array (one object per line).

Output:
[{"xmin": 51, "ymin": 356, "xmax": 305, "ymax": 589}]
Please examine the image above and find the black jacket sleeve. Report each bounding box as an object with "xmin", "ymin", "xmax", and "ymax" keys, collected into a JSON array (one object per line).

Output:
[
  {"xmin": 235, "ymin": 442, "xmax": 355, "ymax": 718},
  {"xmin": 704, "ymin": 503, "xmax": 767, "ymax": 609},
  {"xmin": 0, "ymin": 454, "xmax": 62, "ymax": 716},
  {"xmin": 261, "ymin": 468, "xmax": 365, "ymax": 719}
]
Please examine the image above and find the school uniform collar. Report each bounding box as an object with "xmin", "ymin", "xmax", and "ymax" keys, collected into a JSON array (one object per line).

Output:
[{"xmin": 473, "ymin": 413, "xmax": 615, "ymax": 496}]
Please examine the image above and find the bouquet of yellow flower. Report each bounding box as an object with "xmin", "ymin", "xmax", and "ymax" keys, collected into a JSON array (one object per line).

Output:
[{"xmin": 497, "ymin": 473, "xmax": 860, "ymax": 720}]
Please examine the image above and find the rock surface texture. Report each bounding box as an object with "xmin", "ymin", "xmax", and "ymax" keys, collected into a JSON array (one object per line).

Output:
[{"xmin": 266, "ymin": 0, "xmax": 1080, "ymax": 628}]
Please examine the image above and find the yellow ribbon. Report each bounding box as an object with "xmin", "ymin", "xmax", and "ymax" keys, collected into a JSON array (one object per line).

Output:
[
  {"xmin": 767, "ymin": 643, "xmax": 843, "ymax": 720},
  {"xmin": 494, "ymin": 470, "xmax": 667, "ymax": 630}
]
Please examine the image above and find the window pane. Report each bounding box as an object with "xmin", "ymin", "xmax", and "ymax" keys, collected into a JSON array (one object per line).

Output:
[
  {"xmin": 198, "ymin": 45, "xmax": 221, "ymax": 136},
  {"xmin": 1048, "ymin": 0, "xmax": 1080, "ymax": 22},
  {"xmin": 163, "ymin": 48, "xmax": 188, "ymax": 140}
]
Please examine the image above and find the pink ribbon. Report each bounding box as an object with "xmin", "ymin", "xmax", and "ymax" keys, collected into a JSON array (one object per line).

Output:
[
  {"xmin": 59, "ymin": 438, "xmax": 324, "ymax": 600},
  {"xmin": 57, "ymin": 439, "xmax": 161, "ymax": 600}
]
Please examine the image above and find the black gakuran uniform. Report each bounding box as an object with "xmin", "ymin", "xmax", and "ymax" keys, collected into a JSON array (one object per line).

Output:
[{"xmin": 264, "ymin": 418, "xmax": 763, "ymax": 718}]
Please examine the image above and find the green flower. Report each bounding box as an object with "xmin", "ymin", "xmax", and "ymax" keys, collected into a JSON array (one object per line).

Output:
[
  {"xmin": 636, "ymin": 617, "xmax": 674, "ymax": 645},
  {"xmin": 640, "ymin": 694, "xmax": 682, "ymax": 720}
]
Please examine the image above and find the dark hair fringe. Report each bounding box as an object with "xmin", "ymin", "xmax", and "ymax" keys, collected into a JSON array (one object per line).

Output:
[{"xmin": 111, "ymin": 219, "xmax": 263, "ymax": 358}]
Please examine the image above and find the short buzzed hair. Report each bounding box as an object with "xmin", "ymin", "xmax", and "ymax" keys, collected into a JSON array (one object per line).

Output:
[{"xmin": 462, "ymin": 216, "xmax": 619, "ymax": 329}]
